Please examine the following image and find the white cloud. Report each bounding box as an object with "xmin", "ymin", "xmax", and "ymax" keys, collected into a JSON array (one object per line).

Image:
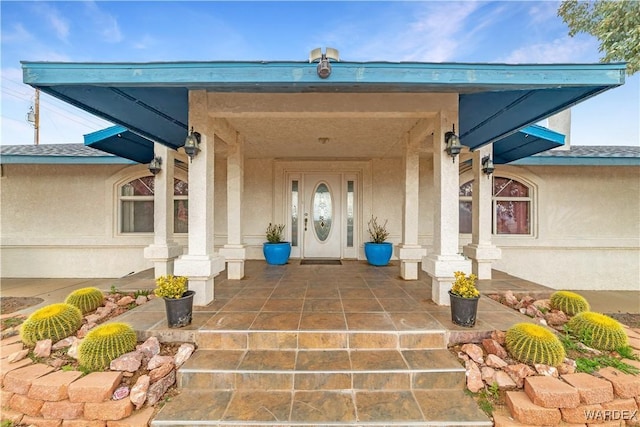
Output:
[
  {"xmin": 0, "ymin": 23, "xmax": 34, "ymax": 44},
  {"xmin": 34, "ymin": 3, "xmax": 70, "ymax": 42},
  {"xmin": 501, "ymin": 37, "xmax": 595, "ymax": 64},
  {"xmin": 84, "ymin": 1, "xmax": 123, "ymax": 43},
  {"xmin": 132, "ymin": 35, "xmax": 156, "ymax": 50}
]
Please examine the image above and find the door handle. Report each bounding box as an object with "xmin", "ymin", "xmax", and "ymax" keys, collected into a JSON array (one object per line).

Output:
[{"xmin": 304, "ymin": 217, "xmax": 308, "ymax": 231}]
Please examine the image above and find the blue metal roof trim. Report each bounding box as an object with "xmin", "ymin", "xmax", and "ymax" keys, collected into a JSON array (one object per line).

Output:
[
  {"xmin": 21, "ymin": 60, "xmax": 626, "ymax": 163},
  {"xmin": 0, "ymin": 155, "xmax": 136, "ymax": 165},
  {"xmin": 84, "ymin": 125, "xmax": 155, "ymax": 164},
  {"xmin": 493, "ymin": 125, "xmax": 565, "ymax": 164}
]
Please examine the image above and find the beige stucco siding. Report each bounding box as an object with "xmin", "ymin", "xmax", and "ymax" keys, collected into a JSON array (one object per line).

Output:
[{"xmin": 1, "ymin": 160, "xmax": 638, "ymax": 290}]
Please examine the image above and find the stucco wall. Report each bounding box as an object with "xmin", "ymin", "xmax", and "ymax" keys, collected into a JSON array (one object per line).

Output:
[
  {"xmin": 488, "ymin": 164, "xmax": 639, "ymax": 290},
  {"xmin": 0, "ymin": 163, "xmax": 157, "ymax": 277},
  {"xmin": 1, "ymin": 159, "xmax": 638, "ymax": 290}
]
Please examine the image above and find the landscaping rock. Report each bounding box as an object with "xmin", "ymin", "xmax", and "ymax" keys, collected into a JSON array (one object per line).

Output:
[
  {"xmin": 52, "ymin": 336, "xmax": 76, "ymax": 350},
  {"xmin": 129, "ymin": 375, "xmax": 150, "ymax": 409},
  {"xmin": 117, "ymin": 296, "xmax": 134, "ymax": 306},
  {"xmin": 149, "ymin": 363, "xmax": 174, "ymax": 383},
  {"xmin": 482, "ymin": 338, "xmax": 508, "ymax": 359},
  {"xmin": 485, "ymin": 353, "xmax": 508, "ymax": 369},
  {"xmin": 135, "ymin": 295, "xmax": 147, "ymax": 305},
  {"xmin": 504, "ymin": 363, "xmax": 536, "ymax": 388},
  {"xmin": 110, "ymin": 351, "xmax": 143, "ymax": 372},
  {"xmin": 465, "ymin": 359, "xmax": 484, "ymax": 393},
  {"xmin": 174, "ymin": 343, "xmax": 195, "ymax": 367},
  {"xmin": 7, "ymin": 349, "xmax": 29, "ymax": 363},
  {"xmin": 461, "ymin": 343, "xmax": 484, "ymax": 364},
  {"xmin": 137, "ymin": 337, "xmax": 160, "ymax": 359},
  {"xmin": 34, "ymin": 339, "xmax": 52, "ymax": 358},
  {"xmin": 147, "ymin": 354, "xmax": 173, "ymax": 370},
  {"xmin": 145, "ymin": 370, "xmax": 175, "ymax": 406}
]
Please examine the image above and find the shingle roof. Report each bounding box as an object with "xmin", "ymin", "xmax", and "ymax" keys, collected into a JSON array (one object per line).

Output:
[
  {"xmin": 1, "ymin": 143, "xmax": 114, "ymax": 157},
  {"xmin": 534, "ymin": 145, "xmax": 639, "ymax": 158},
  {"xmin": 0, "ymin": 144, "xmax": 136, "ymax": 164}
]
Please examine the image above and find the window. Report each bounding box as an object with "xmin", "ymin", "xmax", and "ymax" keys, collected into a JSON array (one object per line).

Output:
[
  {"xmin": 119, "ymin": 176, "xmax": 188, "ymax": 233},
  {"xmin": 459, "ymin": 177, "xmax": 532, "ymax": 235}
]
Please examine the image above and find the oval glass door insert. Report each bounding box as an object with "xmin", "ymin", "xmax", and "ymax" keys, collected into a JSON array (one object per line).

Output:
[{"xmin": 312, "ymin": 183, "xmax": 332, "ymax": 242}]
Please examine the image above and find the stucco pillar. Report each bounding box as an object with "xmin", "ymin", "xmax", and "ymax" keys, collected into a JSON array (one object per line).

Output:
[
  {"xmin": 397, "ymin": 132, "xmax": 426, "ymax": 280},
  {"xmin": 174, "ymin": 90, "xmax": 225, "ymax": 306},
  {"xmin": 422, "ymin": 112, "xmax": 471, "ymax": 305},
  {"xmin": 219, "ymin": 132, "xmax": 246, "ymax": 279},
  {"xmin": 144, "ymin": 143, "xmax": 183, "ymax": 277},
  {"xmin": 463, "ymin": 145, "xmax": 501, "ymax": 279}
]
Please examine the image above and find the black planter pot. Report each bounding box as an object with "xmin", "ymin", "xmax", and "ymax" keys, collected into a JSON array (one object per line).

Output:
[
  {"xmin": 163, "ymin": 290, "xmax": 195, "ymax": 328},
  {"xmin": 449, "ymin": 291, "xmax": 479, "ymax": 327}
]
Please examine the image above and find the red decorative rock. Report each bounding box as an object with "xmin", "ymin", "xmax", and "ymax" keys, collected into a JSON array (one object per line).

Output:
[
  {"xmin": 33, "ymin": 339, "xmax": 52, "ymax": 358},
  {"xmin": 495, "ymin": 371, "xmax": 517, "ymax": 389},
  {"xmin": 112, "ymin": 386, "xmax": 130, "ymax": 400},
  {"xmin": 136, "ymin": 337, "xmax": 160, "ymax": 359},
  {"xmin": 129, "ymin": 374, "xmax": 149, "ymax": 409},
  {"xmin": 461, "ymin": 343, "xmax": 484, "ymax": 364},
  {"xmin": 174, "ymin": 343, "xmax": 195, "ymax": 367},
  {"xmin": 109, "ymin": 351, "xmax": 143, "ymax": 372},
  {"xmin": 485, "ymin": 354, "xmax": 508, "ymax": 369},
  {"xmin": 503, "ymin": 363, "xmax": 536, "ymax": 388},
  {"xmin": 465, "ymin": 360, "xmax": 484, "ymax": 393},
  {"xmin": 147, "ymin": 354, "xmax": 173, "ymax": 370},
  {"xmin": 145, "ymin": 370, "xmax": 175, "ymax": 406},
  {"xmin": 482, "ymin": 338, "xmax": 508, "ymax": 359},
  {"xmin": 149, "ymin": 363, "xmax": 174, "ymax": 383}
]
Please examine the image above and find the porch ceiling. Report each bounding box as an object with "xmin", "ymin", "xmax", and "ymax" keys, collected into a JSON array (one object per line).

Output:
[{"xmin": 23, "ymin": 60, "xmax": 625, "ymax": 162}]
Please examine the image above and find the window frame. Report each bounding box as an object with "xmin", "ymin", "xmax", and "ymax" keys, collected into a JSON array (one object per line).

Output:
[
  {"xmin": 113, "ymin": 168, "xmax": 189, "ymax": 236},
  {"xmin": 459, "ymin": 173, "xmax": 536, "ymax": 237}
]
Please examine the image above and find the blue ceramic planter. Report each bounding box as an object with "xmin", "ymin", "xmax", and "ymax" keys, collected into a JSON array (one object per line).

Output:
[
  {"xmin": 263, "ymin": 242, "xmax": 291, "ymax": 265},
  {"xmin": 364, "ymin": 242, "xmax": 393, "ymax": 266}
]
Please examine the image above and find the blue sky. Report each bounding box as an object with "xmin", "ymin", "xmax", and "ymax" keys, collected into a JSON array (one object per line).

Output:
[{"xmin": 1, "ymin": 1, "xmax": 638, "ymax": 146}]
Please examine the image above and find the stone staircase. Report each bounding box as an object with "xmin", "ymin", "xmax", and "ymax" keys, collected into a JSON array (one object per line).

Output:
[{"xmin": 151, "ymin": 328, "xmax": 493, "ymax": 426}]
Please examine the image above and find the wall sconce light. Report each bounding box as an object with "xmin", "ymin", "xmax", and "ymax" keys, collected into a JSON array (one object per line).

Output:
[
  {"xmin": 148, "ymin": 156, "xmax": 162, "ymax": 175},
  {"xmin": 444, "ymin": 124, "xmax": 462, "ymax": 162},
  {"xmin": 184, "ymin": 127, "xmax": 201, "ymax": 161},
  {"xmin": 481, "ymin": 155, "xmax": 495, "ymax": 176},
  {"xmin": 309, "ymin": 47, "xmax": 339, "ymax": 79}
]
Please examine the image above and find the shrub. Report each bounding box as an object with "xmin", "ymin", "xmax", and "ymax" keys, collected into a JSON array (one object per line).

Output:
[
  {"xmin": 505, "ymin": 322, "xmax": 566, "ymax": 366},
  {"xmin": 567, "ymin": 312, "xmax": 628, "ymax": 351},
  {"xmin": 65, "ymin": 287, "xmax": 104, "ymax": 314},
  {"xmin": 78, "ymin": 322, "xmax": 137, "ymax": 370},
  {"xmin": 154, "ymin": 275, "xmax": 188, "ymax": 299},
  {"xmin": 450, "ymin": 271, "xmax": 479, "ymax": 299},
  {"xmin": 549, "ymin": 291, "xmax": 590, "ymax": 316},
  {"xmin": 367, "ymin": 216, "xmax": 389, "ymax": 243},
  {"xmin": 20, "ymin": 303, "xmax": 83, "ymax": 346}
]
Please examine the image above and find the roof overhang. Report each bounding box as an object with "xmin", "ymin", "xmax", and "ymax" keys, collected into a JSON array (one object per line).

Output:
[
  {"xmin": 493, "ymin": 124, "xmax": 565, "ymax": 164},
  {"xmin": 22, "ymin": 61, "xmax": 626, "ymax": 162},
  {"xmin": 84, "ymin": 125, "xmax": 156, "ymax": 164}
]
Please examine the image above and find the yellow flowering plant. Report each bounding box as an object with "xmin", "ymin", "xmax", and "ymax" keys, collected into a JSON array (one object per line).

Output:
[
  {"xmin": 450, "ymin": 271, "xmax": 480, "ymax": 299},
  {"xmin": 154, "ymin": 275, "xmax": 188, "ymax": 299}
]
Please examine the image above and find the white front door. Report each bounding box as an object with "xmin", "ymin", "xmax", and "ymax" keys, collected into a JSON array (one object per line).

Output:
[{"xmin": 303, "ymin": 174, "xmax": 342, "ymax": 258}]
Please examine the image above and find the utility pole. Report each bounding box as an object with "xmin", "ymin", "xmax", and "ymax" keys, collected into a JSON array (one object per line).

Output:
[
  {"xmin": 26, "ymin": 88, "xmax": 40, "ymax": 145},
  {"xmin": 34, "ymin": 88, "xmax": 40, "ymax": 145}
]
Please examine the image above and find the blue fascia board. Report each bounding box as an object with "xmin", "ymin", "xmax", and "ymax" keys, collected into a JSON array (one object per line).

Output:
[
  {"xmin": 519, "ymin": 124, "xmax": 565, "ymax": 144},
  {"xmin": 84, "ymin": 125, "xmax": 129, "ymax": 145},
  {"xmin": 22, "ymin": 61, "xmax": 626, "ymax": 89},
  {"xmin": 0, "ymin": 155, "xmax": 136, "ymax": 165},
  {"xmin": 509, "ymin": 156, "xmax": 640, "ymax": 166}
]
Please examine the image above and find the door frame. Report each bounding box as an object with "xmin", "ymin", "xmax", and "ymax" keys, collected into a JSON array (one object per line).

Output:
[{"xmin": 274, "ymin": 161, "xmax": 372, "ymax": 260}]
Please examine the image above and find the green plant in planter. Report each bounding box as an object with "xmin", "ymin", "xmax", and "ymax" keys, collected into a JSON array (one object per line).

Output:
[
  {"xmin": 20, "ymin": 303, "xmax": 83, "ymax": 346},
  {"xmin": 550, "ymin": 291, "xmax": 590, "ymax": 316},
  {"xmin": 367, "ymin": 216, "xmax": 389, "ymax": 243},
  {"xmin": 266, "ymin": 223, "xmax": 285, "ymax": 243},
  {"xmin": 65, "ymin": 287, "xmax": 104, "ymax": 314},
  {"xmin": 505, "ymin": 322, "xmax": 566, "ymax": 366},
  {"xmin": 78, "ymin": 322, "xmax": 137, "ymax": 370},
  {"xmin": 154, "ymin": 275, "xmax": 188, "ymax": 299},
  {"xmin": 567, "ymin": 311, "xmax": 628, "ymax": 351},
  {"xmin": 450, "ymin": 271, "xmax": 479, "ymax": 298}
]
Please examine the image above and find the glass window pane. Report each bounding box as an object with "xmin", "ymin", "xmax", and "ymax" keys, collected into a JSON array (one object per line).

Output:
[
  {"xmin": 460, "ymin": 180, "xmax": 473, "ymax": 197},
  {"xmin": 313, "ymin": 183, "xmax": 332, "ymax": 242},
  {"xmin": 121, "ymin": 177, "xmax": 154, "ymax": 196},
  {"xmin": 496, "ymin": 200, "xmax": 530, "ymax": 234},
  {"xmin": 174, "ymin": 200, "xmax": 189, "ymax": 233},
  {"xmin": 494, "ymin": 178, "xmax": 529, "ymax": 197},
  {"xmin": 459, "ymin": 201, "xmax": 472, "ymax": 234},
  {"xmin": 347, "ymin": 181, "xmax": 354, "ymax": 247},
  {"xmin": 174, "ymin": 179, "xmax": 188, "ymax": 196},
  {"xmin": 121, "ymin": 200, "xmax": 154, "ymax": 232},
  {"xmin": 291, "ymin": 181, "xmax": 298, "ymax": 247}
]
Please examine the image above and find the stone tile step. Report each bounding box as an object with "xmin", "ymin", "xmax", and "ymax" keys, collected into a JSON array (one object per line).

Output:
[
  {"xmin": 178, "ymin": 349, "xmax": 466, "ymax": 391},
  {"xmin": 151, "ymin": 389, "xmax": 493, "ymax": 426},
  {"xmin": 195, "ymin": 330, "xmax": 448, "ymax": 350}
]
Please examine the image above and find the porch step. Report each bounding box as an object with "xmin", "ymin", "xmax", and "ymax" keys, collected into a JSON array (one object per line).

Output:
[
  {"xmin": 195, "ymin": 330, "xmax": 448, "ymax": 350},
  {"xmin": 152, "ymin": 349, "xmax": 493, "ymax": 426},
  {"xmin": 177, "ymin": 349, "xmax": 465, "ymax": 391}
]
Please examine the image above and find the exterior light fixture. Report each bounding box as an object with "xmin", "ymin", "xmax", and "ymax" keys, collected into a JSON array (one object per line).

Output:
[
  {"xmin": 184, "ymin": 127, "xmax": 201, "ymax": 161},
  {"xmin": 481, "ymin": 155, "xmax": 495, "ymax": 177},
  {"xmin": 309, "ymin": 47, "xmax": 340, "ymax": 79},
  {"xmin": 148, "ymin": 156, "xmax": 162, "ymax": 175},
  {"xmin": 444, "ymin": 124, "xmax": 462, "ymax": 162}
]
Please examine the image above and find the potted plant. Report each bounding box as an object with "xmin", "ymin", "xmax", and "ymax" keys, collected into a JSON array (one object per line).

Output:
[
  {"xmin": 154, "ymin": 275, "xmax": 194, "ymax": 328},
  {"xmin": 263, "ymin": 223, "xmax": 291, "ymax": 265},
  {"xmin": 448, "ymin": 271, "xmax": 480, "ymax": 327},
  {"xmin": 364, "ymin": 216, "xmax": 393, "ymax": 266}
]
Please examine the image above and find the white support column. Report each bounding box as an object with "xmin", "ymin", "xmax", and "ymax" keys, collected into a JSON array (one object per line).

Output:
[
  {"xmin": 174, "ymin": 90, "xmax": 225, "ymax": 306},
  {"xmin": 397, "ymin": 132, "xmax": 426, "ymax": 280},
  {"xmin": 144, "ymin": 143, "xmax": 183, "ymax": 277},
  {"xmin": 422, "ymin": 112, "xmax": 471, "ymax": 305},
  {"xmin": 219, "ymin": 132, "xmax": 247, "ymax": 279},
  {"xmin": 463, "ymin": 145, "xmax": 501, "ymax": 279}
]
